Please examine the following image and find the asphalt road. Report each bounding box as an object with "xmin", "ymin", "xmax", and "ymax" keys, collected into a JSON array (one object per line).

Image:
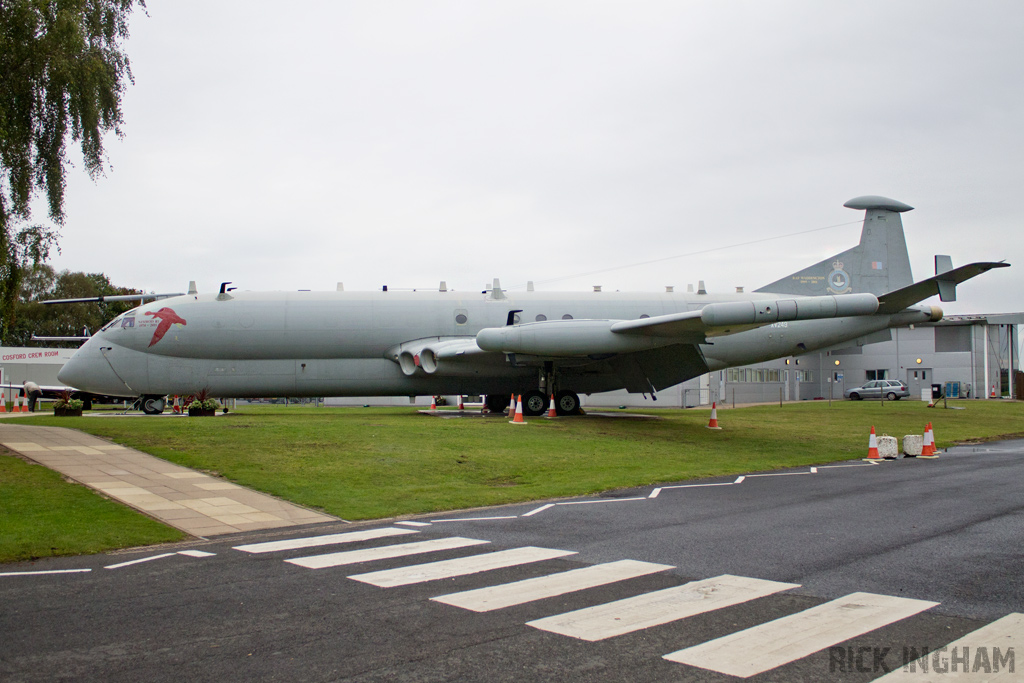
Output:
[{"xmin": 2, "ymin": 440, "xmax": 1022, "ymax": 682}]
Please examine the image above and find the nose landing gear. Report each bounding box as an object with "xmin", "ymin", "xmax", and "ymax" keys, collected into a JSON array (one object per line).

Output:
[{"xmin": 141, "ymin": 395, "xmax": 167, "ymax": 415}]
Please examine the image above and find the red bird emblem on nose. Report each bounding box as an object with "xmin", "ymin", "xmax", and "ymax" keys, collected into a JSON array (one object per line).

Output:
[{"xmin": 145, "ymin": 307, "xmax": 187, "ymax": 347}]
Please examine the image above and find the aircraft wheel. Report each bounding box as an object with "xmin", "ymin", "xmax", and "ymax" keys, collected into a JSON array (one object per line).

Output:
[
  {"xmin": 142, "ymin": 395, "xmax": 167, "ymax": 415},
  {"xmin": 522, "ymin": 390, "xmax": 548, "ymax": 417},
  {"xmin": 555, "ymin": 390, "xmax": 581, "ymax": 416},
  {"xmin": 484, "ymin": 394, "xmax": 510, "ymax": 414}
]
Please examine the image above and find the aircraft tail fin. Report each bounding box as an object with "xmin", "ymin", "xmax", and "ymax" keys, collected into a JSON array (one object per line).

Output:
[{"xmin": 755, "ymin": 196, "xmax": 915, "ymax": 297}]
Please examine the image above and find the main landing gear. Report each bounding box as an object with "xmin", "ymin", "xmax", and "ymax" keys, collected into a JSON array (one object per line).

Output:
[{"xmin": 484, "ymin": 389, "xmax": 582, "ymax": 417}]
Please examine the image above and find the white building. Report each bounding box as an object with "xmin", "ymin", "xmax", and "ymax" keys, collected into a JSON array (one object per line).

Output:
[{"xmin": 584, "ymin": 314, "xmax": 1022, "ymax": 408}]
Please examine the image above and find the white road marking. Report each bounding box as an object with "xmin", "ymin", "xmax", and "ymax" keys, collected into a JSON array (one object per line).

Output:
[
  {"xmin": 658, "ymin": 482, "xmax": 735, "ymax": 491},
  {"xmin": 433, "ymin": 559, "xmax": 674, "ymax": 612},
  {"xmin": 556, "ymin": 498, "xmax": 646, "ymax": 506},
  {"xmin": 648, "ymin": 488, "xmax": 662, "ymax": 499},
  {"xmin": 285, "ymin": 537, "xmax": 489, "ymax": 569},
  {"xmin": 177, "ymin": 550, "xmax": 215, "ymax": 558},
  {"xmin": 746, "ymin": 471, "xmax": 812, "ymax": 478},
  {"xmin": 105, "ymin": 553, "xmax": 177, "ymax": 569},
  {"xmin": 664, "ymin": 591, "xmax": 939, "ymax": 678},
  {"xmin": 0, "ymin": 568, "xmax": 91, "ymax": 576},
  {"xmin": 873, "ymin": 612, "xmax": 1024, "ymax": 681},
  {"xmin": 817, "ymin": 462, "xmax": 878, "ymax": 469},
  {"xmin": 395, "ymin": 521, "xmax": 431, "ymax": 527},
  {"xmin": 522, "ymin": 503, "xmax": 555, "ymax": 516},
  {"xmin": 233, "ymin": 527, "xmax": 417, "ymax": 554},
  {"xmin": 528, "ymin": 574, "xmax": 799, "ymax": 641},
  {"xmin": 735, "ymin": 475, "xmax": 745, "ymax": 483},
  {"xmin": 349, "ymin": 546, "xmax": 577, "ymax": 587},
  {"xmin": 430, "ymin": 516, "xmax": 518, "ymax": 522}
]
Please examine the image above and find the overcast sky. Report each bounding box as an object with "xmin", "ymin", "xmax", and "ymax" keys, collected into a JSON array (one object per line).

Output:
[{"xmin": 50, "ymin": 1, "xmax": 1024, "ymax": 315}]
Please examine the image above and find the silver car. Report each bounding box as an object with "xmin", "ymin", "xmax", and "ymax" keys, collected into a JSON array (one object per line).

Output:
[{"xmin": 844, "ymin": 379, "xmax": 910, "ymax": 401}]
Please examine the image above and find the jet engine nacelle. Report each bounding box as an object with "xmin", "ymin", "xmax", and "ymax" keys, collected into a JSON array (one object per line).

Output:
[
  {"xmin": 391, "ymin": 338, "xmax": 494, "ymax": 377},
  {"xmin": 476, "ymin": 320, "xmax": 665, "ymax": 357}
]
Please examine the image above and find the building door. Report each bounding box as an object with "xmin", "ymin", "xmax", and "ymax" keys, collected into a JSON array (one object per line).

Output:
[
  {"xmin": 907, "ymin": 368, "xmax": 931, "ymax": 399},
  {"xmin": 699, "ymin": 372, "xmax": 710, "ymax": 405}
]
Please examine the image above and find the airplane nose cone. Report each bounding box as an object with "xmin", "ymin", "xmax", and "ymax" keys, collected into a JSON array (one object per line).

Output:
[{"xmin": 58, "ymin": 345, "xmax": 131, "ymax": 396}]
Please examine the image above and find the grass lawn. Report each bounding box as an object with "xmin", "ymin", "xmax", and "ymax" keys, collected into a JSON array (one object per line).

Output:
[
  {"xmin": 9, "ymin": 399, "xmax": 1023, "ymax": 527},
  {"xmin": 0, "ymin": 449, "xmax": 186, "ymax": 563}
]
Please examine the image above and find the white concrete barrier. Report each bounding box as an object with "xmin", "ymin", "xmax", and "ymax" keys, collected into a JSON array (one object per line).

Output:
[
  {"xmin": 878, "ymin": 435, "xmax": 899, "ymax": 459},
  {"xmin": 903, "ymin": 434, "xmax": 923, "ymax": 457}
]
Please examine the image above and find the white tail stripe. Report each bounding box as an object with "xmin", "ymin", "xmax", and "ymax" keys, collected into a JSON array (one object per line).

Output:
[
  {"xmin": 872, "ymin": 612, "xmax": 1024, "ymax": 681},
  {"xmin": 350, "ymin": 547, "xmax": 576, "ymax": 587},
  {"xmin": 664, "ymin": 591, "xmax": 938, "ymax": 678},
  {"xmin": 285, "ymin": 537, "xmax": 488, "ymax": 569},
  {"xmin": 234, "ymin": 527, "xmax": 417, "ymax": 554},
  {"xmin": 527, "ymin": 574, "xmax": 799, "ymax": 641},
  {"xmin": 433, "ymin": 559, "xmax": 674, "ymax": 612}
]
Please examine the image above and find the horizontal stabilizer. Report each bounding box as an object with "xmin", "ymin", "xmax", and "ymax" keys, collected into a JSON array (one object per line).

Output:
[
  {"xmin": 40, "ymin": 292, "xmax": 184, "ymax": 305},
  {"xmin": 877, "ymin": 261, "xmax": 1009, "ymax": 314}
]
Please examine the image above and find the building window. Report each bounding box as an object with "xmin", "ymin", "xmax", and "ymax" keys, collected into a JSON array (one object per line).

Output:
[
  {"xmin": 865, "ymin": 369, "xmax": 889, "ymax": 381},
  {"xmin": 727, "ymin": 367, "xmax": 783, "ymax": 383}
]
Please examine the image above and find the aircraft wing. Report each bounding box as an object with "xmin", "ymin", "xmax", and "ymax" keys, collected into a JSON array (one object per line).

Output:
[
  {"xmin": 877, "ymin": 261, "xmax": 1009, "ymax": 314},
  {"xmin": 476, "ymin": 293, "xmax": 880, "ymax": 356}
]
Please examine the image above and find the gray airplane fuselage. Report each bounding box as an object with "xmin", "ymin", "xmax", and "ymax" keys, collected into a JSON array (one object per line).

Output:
[{"xmin": 57, "ymin": 289, "xmax": 933, "ymax": 400}]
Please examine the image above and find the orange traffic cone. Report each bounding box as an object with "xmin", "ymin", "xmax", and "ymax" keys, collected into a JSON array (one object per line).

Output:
[
  {"xmin": 172, "ymin": 395, "xmax": 181, "ymax": 414},
  {"xmin": 921, "ymin": 423, "xmax": 939, "ymax": 458},
  {"xmin": 547, "ymin": 394, "xmax": 557, "ymax": 418},
  {"xmin": 0, "ymin": 391, "xmax": 6, "ymax": 413},
  {"xmin": 991, "ymin": 385, "xmax": 997, "ymax": 398},
  {"xmin": 510, "ymin": 394, "xmax": 527, "ymax": 424},
  {"xmin": 16, "ymin": 394, "xmax": 25, "ymax": 413},
  {"xmin": 706, "ymin": 402, "xmax": 722, "ymax": 429},
  {"xmin": 864, "ymin": 426, "xmax": 881, "ymax": 461},
  {"xmin": 430, "ymin": 396, "xmax": 437, "ymax": 410},
  {"xmin": 457, "ymin": 395, "xmax": 464, "ymax": 410},
  {"xmin": 508, "ymin": 393, "xmax": 516, "ymax": 416}
]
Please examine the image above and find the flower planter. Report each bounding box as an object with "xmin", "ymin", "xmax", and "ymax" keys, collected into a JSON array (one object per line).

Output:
[
  {"xmin": 188, "ymin": 408, "xmax": 216, "ymax": 417},
  {"xmin": 53, "ymin": 407, "xmax": 83, "ymax": 417}
]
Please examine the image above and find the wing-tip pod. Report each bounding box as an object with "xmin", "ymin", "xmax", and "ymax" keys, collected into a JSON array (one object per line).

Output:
[{"xmin": 700, "ymin": 293, "xmax": 879, "ymax": 327}]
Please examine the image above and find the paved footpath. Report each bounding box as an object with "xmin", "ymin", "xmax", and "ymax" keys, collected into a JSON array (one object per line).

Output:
[{"xmin": 0, "ymin": 423, "xmax": 338, "ymax": 537}]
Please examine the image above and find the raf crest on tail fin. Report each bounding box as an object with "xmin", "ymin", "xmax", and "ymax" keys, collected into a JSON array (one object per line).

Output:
[{"xmin": 756, "ymin": 195, "xmax": 914, "ymax": 297}]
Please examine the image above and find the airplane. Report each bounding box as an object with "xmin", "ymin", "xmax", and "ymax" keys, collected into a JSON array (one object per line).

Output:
[{"xmin": 56, "ymin": 196, "xmax": 1008, "ymax": 416}]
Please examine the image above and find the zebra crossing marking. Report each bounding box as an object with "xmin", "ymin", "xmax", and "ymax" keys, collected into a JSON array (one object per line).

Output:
[
  {"xmin": 432, "ymin": 559, "xmax": 674, "ymax": 612},
  {"xmin": 527, "ymin": 574, "xmax": 799, "ymax": 641},
  {"xmin": 350, "ymin": 546, "xmax": 577, "ymax": 587},
  {"xmin": 664, "ymin": 591, "xmax": 938, "ymax": 678},
  {"xmin": 873, "ymin": 611, "xmax": 1023, "ymax": 681},
  {"xmin": 285, "ymin": 536, "xmax": 489, "ymax": 569},
  {"xmin": 234, "ymin": 527, "xmax": 417, "ymax": 554}
]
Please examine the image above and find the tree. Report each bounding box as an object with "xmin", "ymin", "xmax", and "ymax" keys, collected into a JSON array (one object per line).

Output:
[
  {"xmin": 5, "ymin": 265, "xmax": 141, "ymax": 346},
  {"xmin": 0, "ymin": 0, "xmax": 145, "ymax": 342}
]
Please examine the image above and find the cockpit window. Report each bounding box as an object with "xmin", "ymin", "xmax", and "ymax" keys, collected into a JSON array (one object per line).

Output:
[
  {"xmin": 99, "ymin": 306, "xmax": 139, "ymax": 333},
  {"xmin": 100, "ymin": 316, "xmax": 123, "ymax": 332}
]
